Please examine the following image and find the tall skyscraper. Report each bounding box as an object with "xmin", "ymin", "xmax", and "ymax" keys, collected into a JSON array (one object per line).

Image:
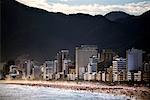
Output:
[
  {"xmin": 54, "ymin": 59, "xmax": 58, "ymax": 74},
  {"xmin": 75, "ymin": 45, "xmax": 98, "ymax": 79},
  {"xmin": 26, "ymin": 60, "xmax": 34, "ymax": 79},
  {"xmin": 126, "ymin": 48, "xmax": 144, "ymax": 71},
  {"xmin": 56, "ymin": 50, "xmax": 69, "ymax": 73},
  {"xmin": 57, "ymin": 52, "xmax": 62, "ymax": 73}
]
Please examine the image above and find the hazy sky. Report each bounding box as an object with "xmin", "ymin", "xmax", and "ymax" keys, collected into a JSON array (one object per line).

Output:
[{"xmin": 16, "ymin": 0, "xmax": 150, "ymax": 15}]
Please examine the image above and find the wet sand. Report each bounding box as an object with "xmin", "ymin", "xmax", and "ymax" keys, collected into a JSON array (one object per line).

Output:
[{"xmin": 0, "ymin": 80, "xmax": 149, "ymax": 100}]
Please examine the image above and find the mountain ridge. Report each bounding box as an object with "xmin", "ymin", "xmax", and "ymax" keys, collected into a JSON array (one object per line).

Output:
[
  {"xmin": 105, "ymin": 11, "xmax": 134, "ymax": 21},
  {"xmin": 1, "ymin": 0, "xmax": 150, "ymax": 62}
]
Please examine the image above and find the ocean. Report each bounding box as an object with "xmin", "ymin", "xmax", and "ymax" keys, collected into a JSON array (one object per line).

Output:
[{"xmin": 0, "ymin": 84, "xmax": 130, "ymax": 100}]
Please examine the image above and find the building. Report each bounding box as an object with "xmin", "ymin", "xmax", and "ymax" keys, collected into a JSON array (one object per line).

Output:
[
  {"xmin": 143, "ymin": 62, "xmax": 150, "ymax": 82},
  {"xmin": 88, "ymin": 73, "xmax": 96, "ymax": 81},
  {"xmin": 79, "ymin": 67, "xmax": 86, "ymax": 79},
  {"xmin": 0, "ymin": 71, "xmax": 2, "ymax": 79},
  {"xmin": 99, "ymin": 49, "xmax": 114, "ymax": 62},
  {"xmin": 75, "ymin": 45, "xmax": 98, "ymax": 79},
  {"xmin": 143, "ymin": 72, "xmax": 150, "ymax": 82},
  {"xmin": 113, "ymin": 71, "xmax": 126, "ymax": 82},
  {"xmin": 68, "ymin": 64, "xmax": 75, "ymax": 74},
  {"xmin": 2, "ymin": 62, "xmax": 10, "ymax": 76},
  {"xmin": 32, "ymin": 65, "xmax": 41, "ymax": 80},
  {"xmin": 102, "ymin": 71, "xmax": 106, "ymax": 82},
  {"xmin": 62, "ymin": 59, "xmax": 71, "ymax": 76},
  {"xmin": 56, "ymin": 52, "xmax": 62, "ymax": 73},
  {"xmin": 26, "ymin": 60, "xmax": 34, "ymax": 79},
  {"xmin": 112, "ymin": 57, "xmax": 127, "ymax": 82},
  {"xmin": 143, "ymin": 62, "xmax": 150, "ymax": 72},
  {"xmin": 127, "ymin": 48, "xmax": 144, "ymax": 71},
  {"xmin": 55, "ymin": 72, "xmax": 63, "ymax": 80},
  {"xmin": 43, "ymin": 61, "xmax": 54, "ymax": 80},
  {"xmin": 83, "ymin": 72, "xmax": 88, "ymax": 81},
  {"xmin": 134, "ymin": 71, "xmax": 142, "ymax": 81},
  {"xmin": 67, "ymin": 74, "xmax": 76, "ymax": 81},
  {"xmin": 87, "ymin": 56, "xmax": 98, "ymax": 73},
  {"xmin": 9, "ymin": 65, "xmax": 19, "ymax": 79},
  {"xmin": 112, "ymin": 58, "xmax": 126, "ymax": 74},
  {"xmin": 54, "ymin": 60, "xmax": 58, "ymax": 74},
  {"xmin": 0, "ymin": 62, "xmax": 5, "ymax": 74},
  {"xmin": 106, "ymin": 66, "xmax": 113, "ymax": 82},
  {"xmin": 106, "ymin": 73, "xmax": 110, "ymax": 82},
  {"xmin": 96, "ymin": 72, "xmax": 102, "ymax": 81},
  {"xmin": 117, "ymin": 71, "xmax": 126, "ymax": 81},
  {"xmin": 84, "ymin": 72, "xmax": 96, "ymax": 81},
  {"xmin": 127, "ymin": 71, "xmax": 142, "ymax": 81},
  {"xmin": 56, "ymin": 50, "xmax": 69, "ymax": 73},
  {"xmin": 98, "ymin": 49, "xmax": 114, "ymax": 71}
]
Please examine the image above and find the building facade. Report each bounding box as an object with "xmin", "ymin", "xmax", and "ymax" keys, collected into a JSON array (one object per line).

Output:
[
  {"xmin": 127, "ymin": 48, "xmax": 144, "ymax": 71},
  {"xmin": 26, "ymin": 60, "xmax": 34, "ymax": 79},
  {"xmin": 142, "ymin": 62, "xmax": 150, "ymax": 82},
  {"xmin": 87, "ymin": 56, "xmax": 98, "ymax": 73},
  {"xmin": 43, "ymin": 61, "xmax": 54, "ymax": 80},
  {"xmin": 112, "ymin": 57, "xmax": 127, "ymax": 81},
  {"xmin": 75, "ymin": 45, "xmax": 98, "ymax": 79},
  {"xmin": 62, "ymin": 59, "xmax": 71, "ymax": 76},
  {"xmin": 56, "ymin": 50, "xmax": 69, "ymax": 73},
  {"xmin": 127, "ymin": 71, "xmax": 142, "ymax": 81},
  {"xmin": 97, "ymin": 49, "xmax": 114, "ymax": 71}
]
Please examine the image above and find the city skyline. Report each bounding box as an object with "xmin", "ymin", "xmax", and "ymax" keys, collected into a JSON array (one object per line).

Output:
[{"xmin": 1, "ymin": 45, "xmax": 149, "ymax": 83}]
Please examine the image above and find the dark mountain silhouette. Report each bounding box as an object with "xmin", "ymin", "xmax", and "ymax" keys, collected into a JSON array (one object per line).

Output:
[
  {"xmin": 1, "ymin": 0, "xmax": 150, "ymax": 63},
  {"xmin": 105, "ymin": 11, "xmax": 132, "ymax": 21}
]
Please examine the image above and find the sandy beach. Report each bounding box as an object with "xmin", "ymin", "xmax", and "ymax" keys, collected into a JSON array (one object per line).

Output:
[{"xmin": 0, "ymin": 80, "xmax": 150, "ymax": 100}]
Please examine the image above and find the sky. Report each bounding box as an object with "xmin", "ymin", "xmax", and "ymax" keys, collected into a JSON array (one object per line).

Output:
[{"xmin": 16, "ymin": 0, "xmax": 150, "ymax": 15}]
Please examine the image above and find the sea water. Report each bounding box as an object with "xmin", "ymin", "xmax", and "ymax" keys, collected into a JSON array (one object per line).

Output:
[{"xmin": 0, "ymin": 84, "xmax": 131, "ymax": 100}]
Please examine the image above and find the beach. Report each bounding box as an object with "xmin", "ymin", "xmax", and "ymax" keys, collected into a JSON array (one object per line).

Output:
[{"xmin": 0, "ymin": 80, "xmax": 149, "ymax": 100}]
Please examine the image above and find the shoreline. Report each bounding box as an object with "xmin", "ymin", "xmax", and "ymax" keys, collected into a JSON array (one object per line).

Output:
[{"xmin": 0, "ymin": 80, "xmax": 150, "ymax": 100}]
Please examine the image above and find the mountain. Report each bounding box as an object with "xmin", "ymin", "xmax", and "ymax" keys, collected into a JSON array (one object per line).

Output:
[
  {"xmin": 105, "ymin": 11, "xmax": 132, "ymax": 21},
  {"xmin": 1, "ymin": 0, "xmax": 150, "ymax": 63}
]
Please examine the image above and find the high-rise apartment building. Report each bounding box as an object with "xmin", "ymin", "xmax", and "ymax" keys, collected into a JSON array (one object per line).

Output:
[
  {"xmin": 75, "ymin": 45, "xmax": 98, "ymax": 79},
  {"xmin": 127, "ymin": 48, "xmax": 144, "ymax": 71},
  {"xmin": 43, "ymin": 61, "xmax": 54, "ymax": 80},
  {"xmin": 112, "ymin": 57, "xmax": 127, "ymax": 81},
  {"xmin": 26, "ymin": 60, "xmax": 34, "ymax": 79},
  {"xmin": 56, "ymin": 50, "xmax": 69, "ymax": 73},
  {"xmin": 87, "ymin": 56, "xmax": 98, "ymax": 73}
]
